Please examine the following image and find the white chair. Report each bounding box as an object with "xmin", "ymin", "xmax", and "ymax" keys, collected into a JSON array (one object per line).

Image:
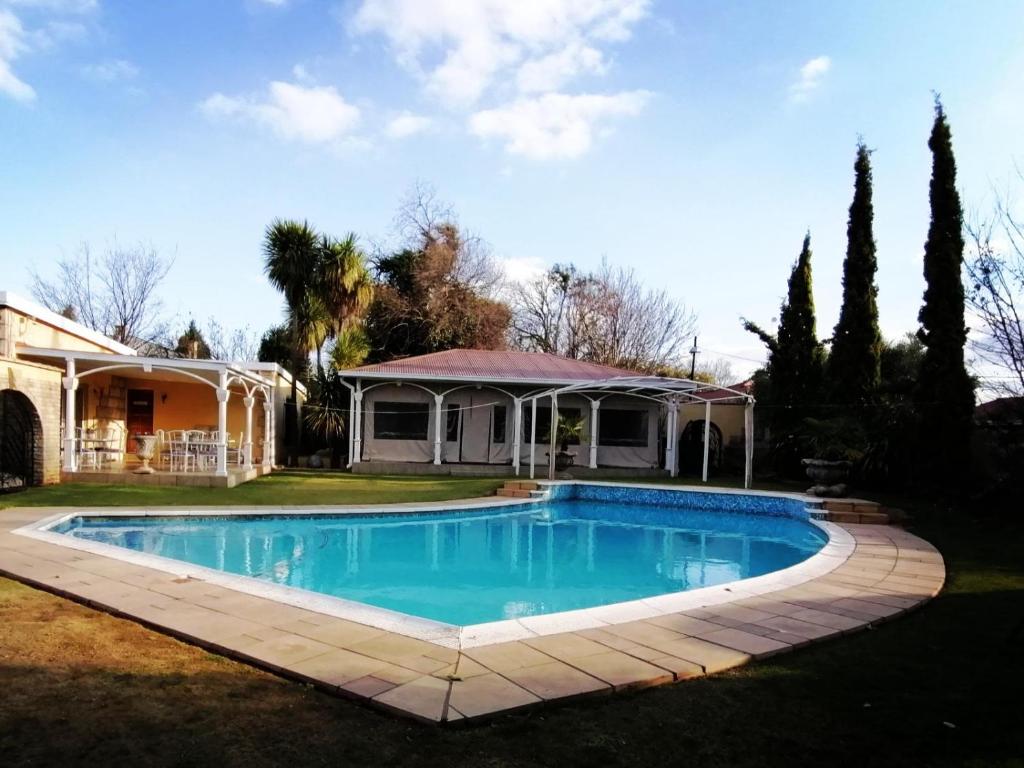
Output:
[
  {"xmin": 96, "ymin": 425, "xmax": 125, "ymax": 468},
  {"xmin": 226, "ymin": 432, "xmax": 244, "ymax": 467},
  {"xmin": 168, "ymin": 430, "xmax": 194, "ymax": 473},
  {"xmin": 189, "ymin": 430, "xmax": 216, "ymax": 472},
  {"xmin": 76, "ymin": 427, "xmax": 98, "ymax": 470}
]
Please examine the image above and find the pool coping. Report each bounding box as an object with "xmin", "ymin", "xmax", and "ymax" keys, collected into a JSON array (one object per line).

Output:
[
  {"xmin": 10, "ymin": 484, "xmax": 849, "ymax": 648},
  {"xmin": 0, "ymin": 484, "xmax": 946, "ymax": 724}
]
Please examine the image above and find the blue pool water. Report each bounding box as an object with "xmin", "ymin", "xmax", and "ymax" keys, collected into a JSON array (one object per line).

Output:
[{"xmin": 54, "ymin": 498, "xmax": 826, "ymax": 626}]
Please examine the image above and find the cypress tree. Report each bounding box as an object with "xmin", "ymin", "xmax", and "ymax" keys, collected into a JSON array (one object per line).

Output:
[
  {"xmin": 774, "ymin": 233, "xmax": 825, "ymax": 423},
  {"xmin": 829, "ymin": 142, "xmax": 882, "ymax": 405},
  {"xmin": 915, "ymin": 99, "xmax": 975, "ymax": 483}
]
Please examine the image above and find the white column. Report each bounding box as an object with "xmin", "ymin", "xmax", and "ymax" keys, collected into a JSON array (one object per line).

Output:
[
  {"xmin": 433, "ymin": 393, "xmax": 444, "ymax": 465},
  {"xmin": 352, "ymin": 387, "xmax": 363, "ymax": 464},
  {"xmin": 268, "ymin": 387, "xmax": 276, "ymax": 467},
  {"xmin": 347, "ymin": 386, "xmax": 355, "ymax": 468},
  {"xmin": 216, "ymin": 371, "xmax": 229, "ymax": 477},
  {"xmin": 62, "ymin": 358, "xmax": 78, "ymax": 472},
  {"xmin": 665, "ymin": 401, "xmax": 678, "ymax": 475},
  {"xmin": 512, "ymin": 398, "xmax": 522, "ymax": 476},
  {"xmin": 262, "ymin": 398, "xmax": 272, "ymax": 470},
  {"xmin": 242, "ymin": 395, "xmax": 255, "ymax": 469},
  {"xmin": 588, "ymin": 399, "xmax": 600, "ymax": 469},
  {"xmin": 744, "ymin": 399, "xmax": 755, "ymax": 489},
  {"xmin": 529, "ymin": 397, "xmax": 537, "ymax": 479},
  {"xmin": 548, "ymin": 393, "xmax": 558, "ymax": 481},
  {"xmin": 701, "ymin": 400, "xmax": 712, "ymax": 483}
]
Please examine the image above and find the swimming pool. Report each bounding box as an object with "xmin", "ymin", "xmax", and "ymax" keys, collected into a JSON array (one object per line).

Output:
[{"xmin": 50, "ymin": 486, "xmax": 827, "ymax": 627}]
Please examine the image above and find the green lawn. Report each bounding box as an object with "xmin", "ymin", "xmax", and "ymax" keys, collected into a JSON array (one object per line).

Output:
[
  {"xmin": 1, "ymin": 477, "xmax": 1022, "ymax": 767},
  {"xmin": 0, "ymin": 471, "xmax": 507, "ymax": 509}
]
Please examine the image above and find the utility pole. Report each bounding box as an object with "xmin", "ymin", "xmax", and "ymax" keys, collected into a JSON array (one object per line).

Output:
[{"xmin": 688, "ymin": 336, "xmax": 699, "ymax": 379}]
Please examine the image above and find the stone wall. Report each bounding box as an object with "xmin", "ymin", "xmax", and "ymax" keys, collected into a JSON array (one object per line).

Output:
[{"xmin": 1, "ymin": 359, "xmax": 62, "ymax": 485}]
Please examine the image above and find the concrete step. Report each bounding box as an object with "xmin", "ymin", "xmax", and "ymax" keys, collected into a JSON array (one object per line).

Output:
[{"xmin": 496, "ymin": 488, "xmax": 532, "ymax": 498}]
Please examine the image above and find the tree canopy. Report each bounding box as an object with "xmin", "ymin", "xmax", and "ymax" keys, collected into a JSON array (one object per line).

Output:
[{"xmin": 828, "ymin": 142, "xmax": 882, "ymax": 405}]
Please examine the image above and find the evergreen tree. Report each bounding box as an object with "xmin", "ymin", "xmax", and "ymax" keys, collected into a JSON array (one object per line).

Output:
[
  {"xmin": 915, "ymin": 99, "xmax": 975, "ymax": 483},
  {"xmin": 175, "ymin": 319, "xmax": 211, "ymax": 359},
  {"xmin": 829, "ymin": 142, "xmax": 882, "ymax": 405},
  {"xmin": 774, "ymin": 233, "xmax": 825, "ymax": 422}
]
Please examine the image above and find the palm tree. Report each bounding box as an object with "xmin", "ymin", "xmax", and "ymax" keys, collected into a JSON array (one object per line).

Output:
[
  {"xmin": 316, "ymin": 233, "xmax": 374, "ymax": 356},
  {"xmin": 263, "ymin": 219, "xmax": 320, "ymax": 466}
]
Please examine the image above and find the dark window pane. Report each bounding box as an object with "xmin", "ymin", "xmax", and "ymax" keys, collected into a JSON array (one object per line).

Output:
[
  {"xmin": 493, "ymin": 405, "xmax": 507, "ymax": 443},
  {"xmin": 522, "ymin": 407, "xmax": 581, "ymax": 444},
  {"xmin": 373, "ymin": 401, "xmax": 429, "ymax": 440},
  {"xmin": 598, "ymin": 409, "xmax": 649, "ymax": 447},
  {"xmin": 445, "ymin": 404, "xmax": 459, "ymax": 442}
]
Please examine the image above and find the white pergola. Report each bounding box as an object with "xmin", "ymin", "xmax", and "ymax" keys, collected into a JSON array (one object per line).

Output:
[
  {"xmin": 19, "ymin": 348, "xmax": 277, "ymax": 476},
  {"xmin": 521, "ymin": 376, "xmax": 755, "ymax": 487}
]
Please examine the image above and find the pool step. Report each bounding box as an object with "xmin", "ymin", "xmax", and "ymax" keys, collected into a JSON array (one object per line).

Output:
[
  {"xmin": 496, "ymin": 480, "xmax": 546, "ymax": 499},
  {"xmin": 812, "ymin": 499, "xmax": 891, "ymax": 525}
]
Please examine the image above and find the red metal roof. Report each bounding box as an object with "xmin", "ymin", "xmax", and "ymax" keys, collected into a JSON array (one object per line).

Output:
[{"xmin": 346, "ymin": 349, "xmax": 641, "ymax": 382}]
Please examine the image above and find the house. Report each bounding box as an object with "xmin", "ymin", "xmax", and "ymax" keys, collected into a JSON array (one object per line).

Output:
[
  {"xmin": 0, "ymin": 291, "xmax": 303, "ymax": 489},
  {"xmin": 338, "ymin": 349, "xmax": 753, "ymax": 480}
]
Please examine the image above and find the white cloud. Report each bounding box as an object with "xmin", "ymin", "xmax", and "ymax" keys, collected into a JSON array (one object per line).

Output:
[
  {"xmin": 0, "ymin": 9, "xmax": 34, "ymax": 101},
  {"xmin": 81, "ymin": 58, "xmax": 138, "ymax": 82},
  {"xmin": 385, "ymin": 111, "xmax": 433, "ymax": 138},
  {"xmin": 469, "ymin": 90, "xmax": 650, "ymax": 159},
  {"xmin": 200, "ymin": 80, "xmax": 361, "ymax": 144},
  {"xmin": 351, "ymin": 0, "xmax": 650, "ymax": 107},
  {"xmin": 789, "ymin": 55, "xmax": 831, "ymax": 103},
  {"xmin": 500, "ymin": 255, "xmax": 547, "ymax": 284}
]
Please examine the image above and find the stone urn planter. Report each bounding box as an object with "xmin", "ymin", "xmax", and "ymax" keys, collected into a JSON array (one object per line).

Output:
[
  {"xmin": 801, "ymin": 458, "xmax": 852, "ymax": 497},
  {"xmin": 133, "ymin": 434, "xmax": 158, "ymax": 474},
  {"xmin": 547, "ymin": 451, "xmax": 576, "ymax": 471}
]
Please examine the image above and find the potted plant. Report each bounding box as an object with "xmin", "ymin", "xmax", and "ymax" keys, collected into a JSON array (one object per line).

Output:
[
  {"xmin": 797, "ymin": 417, "xmax": 866, "ymax": 497},
  {"xmin": 546, "ymin": 413, "xmax": 587, "ymax": 471}
]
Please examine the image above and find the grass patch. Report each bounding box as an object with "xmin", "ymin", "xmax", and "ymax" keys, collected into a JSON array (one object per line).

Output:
[{"xmin": 0, "ymin": 471, "xmax": 507, "ymax": 509}]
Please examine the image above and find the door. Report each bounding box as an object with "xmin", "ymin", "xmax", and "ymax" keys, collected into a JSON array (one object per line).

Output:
[
  {"xmin": 126, "ymin": 389, "xmax": 154, "ymax": 452},
  {"xmin": 459, "ymin": 395, "xmax": 492, "ymax": 463}
]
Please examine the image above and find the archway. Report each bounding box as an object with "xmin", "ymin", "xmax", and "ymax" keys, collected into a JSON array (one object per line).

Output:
[
  {"xmin": 0, "ymin": 389, "xmax": 43, "ymax": 492},
  {"xmin": 679, "ymin": 419, "xmax": 722, "ymax": 476}
]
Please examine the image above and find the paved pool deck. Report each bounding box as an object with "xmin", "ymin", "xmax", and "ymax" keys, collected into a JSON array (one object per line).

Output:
[{"xmin": 0, "ymin": 501, "xmax": 945, "ymax": 724}]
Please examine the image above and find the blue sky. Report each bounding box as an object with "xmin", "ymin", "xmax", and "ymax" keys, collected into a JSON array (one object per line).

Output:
[{"xmin": 1, "ymin": 0, "xmax": 1022, "ymax": 377}]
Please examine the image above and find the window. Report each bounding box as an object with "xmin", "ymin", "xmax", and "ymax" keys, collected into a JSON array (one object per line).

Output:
[
  {"xmin": 598, "ymin": 409, "xmax": 649, "ymax": 447},
  {"xmin": 445, "ymin": 404, "xmax": 460, "ymax": 442},
  {"xmin": 492, "ymin": 405, "xmax": 507, "ymax": 444},
  {"xmin": 373, "ymin": 401, "xmax": 429, "ymax": 440},
  {"xmin": 522, "ymin": 407, "xmax": 581, "ymax": 444}
]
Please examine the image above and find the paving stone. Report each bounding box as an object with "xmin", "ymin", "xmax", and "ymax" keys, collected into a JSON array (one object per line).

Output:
[
  {"xmin": 647, "ymin": 655, "xmax": 705, "ymax": 680},
  {"xmin": 464, "ymin": 641, "xmax": 551, "ymax": 673},
  {"xmin": 286, "ymin": 648, "xmax": 392, "ymax": 687},
  {"xmin": 569, "ymin": 651, "xmax": 674, "ymax": 690},
  {"xmin": 505, "ymin": 660, "xmax": 611, "ymax": 700},
  {"xmin": 524, "ymin": 632, "xmax": 622, "ymax": 661},
  {"xmin": 787, "ymin": 607, "xmax": 867, "ymax": 631},
  {"xmin": 341, "ymin": 675, "xmax": 396, "ymax": 700},
  {"xmin": 447, "ymin": 672, "xmax": 541, "ymax": 719},
  {"xmin": 644, "ymin": 613, "xmax": 724, "ymax": 637},
  {"xmin": 644, "ymin": 635, "xmax": 750, "ymax": 674},
  {"xmin": 373, "ymin": 675, "xmax": 450, "ymax": 722},
  {"xmin": 698, "ymin": 627, "xmax": 792, "ymax": 657},
  {"xmin": 754, "ymin": 615, "xmax": 838, "ymax": 641},
  {"xmin": 240, "ymin": 633, "xmax": 337, "ymax": 670},
  {"xmin": 277, "ymin": 617, "xmax": 387, "ymax": 649}
]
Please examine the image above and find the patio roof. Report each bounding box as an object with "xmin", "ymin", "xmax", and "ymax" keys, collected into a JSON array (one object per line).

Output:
[
  {"xmin": 17, "ymin": 346, "xmax": 274, "ymax": 393},
  {"xmin": 340, "ymin": 349, "xmax": 642, "ymax": 386}
]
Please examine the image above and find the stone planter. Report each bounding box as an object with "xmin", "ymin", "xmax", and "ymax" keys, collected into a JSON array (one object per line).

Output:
[
  {"xmin": 802, "ymin": 458, "xmax": 852, "ymax": 497},
  {"xmin": 546, "ymin": 451, "xmax": 576, "ymax": 471},
  {"xmin": 133, "ymin": 434, "xmax": 158, "ymax": 474}
]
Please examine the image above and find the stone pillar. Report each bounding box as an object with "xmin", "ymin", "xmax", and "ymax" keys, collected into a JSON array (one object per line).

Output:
[
  {"xmin": 701, "ymin": 400, "xmax": 712, "ymax": 483},
  {"xmin": 547, "ymin": 393, "xmax": 558, "ymax": 481},
  {"xmin": 62, "ymin": 358, "xmax": 78, "ymax": 472},
  {"xmin": 352, "ymin": 388, "xmax": 363, "ymax": 464},
  {"xmin": 433, "ymin": 393, "xmax": 444, "ymax": 465},
  {"xmin": 589, "ymin": 399, "xmax": 600, "ymax": 469},
  {"xmin": 242, "ymin": 395, "xmax": 255, "ymax": 469},
  {"xmin": 744, "ymin": 399, "xmax": 754, "ymax": 489},
  {"xmin": 665, "ymin": 401, "xmax": 678, "ymax": 475},
  {"xmin": 529, "ymin": 397, "xmax": 537, "ymax": 480},
  {"xmin": 262, "ymin": 398, "xmax": 272, "ymax": 469},
  {"xmin": 216, "ymin": 371, "xmax": 229, "ymax": 477},
  {"xmin": 512, "ymin": 398, "xmax": 522, "ymax": 476}
]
